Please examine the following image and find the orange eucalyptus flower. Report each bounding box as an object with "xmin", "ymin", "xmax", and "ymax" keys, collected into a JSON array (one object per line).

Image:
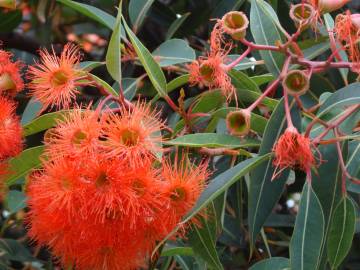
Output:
[
  {"xmin": 272, "ymin": 126, "xmax": 315, "ymax": 178},
  {"xmin": 27, "ymin": 43, "xmax": 84, "ymax": 111},
  {"xmin": 155, "ymin": 158, "xmax": 209, "ymax": 236},
  {"xmin": 0, "ymin": 50, "xmax": 24, "ymax": 96},
  {"xmin": 44, "ymin": 107, "xmax": 103, "ymax": 159},
  {"xmin": 0, "ymin": 96, "xmax": 22, "ymax": 160},
  {"xmin": 335, "ymin": 11, "xmax": 360, "ymax": 73},
  {"xmin": 188, "ymin": 51, "xmax": 235, "ymax": 100},
  {"xmin": 101, "ymin": 101, "xmax": 164, "ymax": 166}
]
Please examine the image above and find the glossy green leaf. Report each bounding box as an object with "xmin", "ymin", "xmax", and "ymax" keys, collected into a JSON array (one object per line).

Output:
[
  {"xmin": 106, "ymin": 1, "xmax": 122, "ymax": 83},
  {"xmin": 188, "ymin": 213, "xmax": 223, "ymax": 270},
  {"xmin": 250, "ymin": 0, "xmax": 284, "ymax": 76},
  {"xmin": 250, "ymin": 257, "xmax": 290, "ymax": 270},
  {"xmin": 21, "ymin": 98, "xmax": 42, "ymax": 126},
  {"xmin": 79, "ymin": 61, "xmax": 104, "ymax": 71},
  {"xmin": 57, "ymin": 0, "xmax": 115, "ymax": 30},
  {"xmin": 229, "ymin": 70, "xmax": 261, "ymax": 93},
  {"xmin": 235, "ymin": 89, "xmax": 279, "ymax": 111},
  {"xmin": 164, "ymin": 133, "xmax": 260, "ymax": 149},
  {"xmin": 185, "ymin": 154, "xmax": 271, "ymax": 222},
  {"xmin": 5, "ymin": 190, "xmax": 27, "ymax": 214},
  {"xmin": 166, "ymin": 13, "xmax": 190, "ymax": 40},
  {"xmin": 290, "ymin": 183, "xmax": 325, "ymax": 270},
  {"xmin": 251, "ymin": 74, "xmax": 274, "ymax": 86},
  {"xmin": 162, "ymin": 247, "xmax": 194, "ymax": 257},
  {"xmin": 90, "ymin": 74, "xmax": 119, "ymax": 96},
  {"xmin": 317, "ymin": 82, "xmax": 360, "ymax": 117},
  {"xmin": 129, "ymin": 0, "xmax": 155, "ymax": 32},
  {"xmin": 153, "ymin": 39, "xmax": 196, "ymax": 67},
  {"xmin": 346, "ymin": 141, "xmax": 360, "ymax": 193},
  {"xmin": 23, "ymin": 110, "xmax": 72, "ymax": 137},
  {"xmin": 122, "ymin": 17, "xmax": 167, "ymax": 97},
  {"xmin": 248, "ymin": 98, "xmax": 301, "ymax": 246},
  {"xmin": 5, "ymin": 146, "xmax": 45, "ymax": 186},
  {"xmin": 312, "ymin": 144, "xmax": 345, "ymax": 270},
  {"xmin": 327, "ymin": 197, "xmax": 356, "ymax": 268}
]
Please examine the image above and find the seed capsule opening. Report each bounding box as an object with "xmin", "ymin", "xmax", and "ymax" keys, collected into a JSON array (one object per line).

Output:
[
  {"xmin": 283, "ymin": 70, "xmax": 310, "ymax": 96},
  {"xmin": 226, "ymin": 110, "xmax": 251, "ymax": 136},
  {"xmin": 222, "ymin": 11, "xmax": 249, "ymax": 40}
]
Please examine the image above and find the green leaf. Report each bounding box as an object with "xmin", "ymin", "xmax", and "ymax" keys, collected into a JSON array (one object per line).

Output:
[
  {"xmin": 250, "ymin": 0, "xmax": 284, "ymax": 76},
  {"xmin": 0, "ymin": 239, "xmax": 36, "ymax": 262},
  {"xmin": 211, "ymin": 107, "xmax": 267, "ymax": 135},
  {"xmin": 23, "ymin": 110, "xmax": 72, "ymax": 136},
  {"xmin": 0, "ymin": 10, "xmax": 22, "ymax": 32},
  {"xmin": 90, "ymin": 74, "xmax": 119, "ymax": 96},
  {"xmin": 346, "ymin": 141, "xmax": 360, "ymax": 193},
  {"xmin": 153, "ymin": 39, "xmax": 196, "ymax": 67},
  {"xmin": 185, "ymin": 154, "xmax": 271, "ymax": 222},
  {"xmin": 249, "ymin": 257, "xmax": 290, "ymax": 270},
  {"xmin": 188, "ymin": 214, "xmax": 224, "ymax": 270},
  {"xmin": 248, "ymin": 98, "xmax": 301, "ymax": 245},
  {"xmin": 5, "ymin": 190, "xmax": 27, "ymax": 214},
  {"xmin": 251, "ymin": 74, "xmax": 274, "ymax": 86},
  {"xmin": 5, "ymin": 146, "xmax": 45, "ymax": 186},
  {"xmin": 164, "ymin": 133, "xmax": 259, "ymax": 149},
  {"xmin": 21, "ymin": 98, "xmax": 42, "ymax": 126},
  {"xmin": 129, "ymin": 0, "xmax": 155, "ymax": 32},
  {"xmin": 151, "ymin": 74, "xmax": 189, "ymax": 104},
  {"xmin": 79, "ymin": 61, "xmax": 105, "ymax": 71},
  {"xmin": 327, "ymin": 197, "xmax": 356, "ymax": 268},
  {"xmin": 317, "ymin": 82, "xmax": 360, "ymax": 118},
  {"xmin": 229, "ymin": 70, "xmax": 261, "ymax": 93},
  {"xmin": 122, "ymin": 17, "xmax": 167, "ymax": 97},
  {"xmin": 312, "ymin": 144, "xmax": 345, "ymax": 270},
  {"xmin": 57, "ymin": 0, "xmax": 115, "ymax": 30},
  {"xmin": 166, "ymin": 12, "xmax": 190, "ymax": 40},
  {"xmin": 162, "ymin": 247, "xmax": 194, "ymax": 257},
  {"xmin": 235, "ymin": 89, "xmax": 279, "ymax": 111},
  {"xmin": 290, "ymin": 183, "xmax": 325, "ymax": 270},
  {"xmin": 227, "ymin": 55, "xmax": 257, "ymax": 71},
  {"xmin": 106, "ymin": 1, "xmax": 122, "ymax": 83}
]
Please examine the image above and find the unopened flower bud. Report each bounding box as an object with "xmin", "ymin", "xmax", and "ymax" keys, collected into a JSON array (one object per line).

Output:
[
  {"xmin": 0, "ymin": 73, "xmax": 16, "ymax": 94},
  {"xmin": 290, "ymin": 4, "xmax": 315, "ymax": 30},
  {"xmin": 0, "ymin": 0, "xmax": 16, "ymax": 9},
  {"xmin": 221, "ymin": 11, "xmax": 249, "ymax": 40},
  {"xmin": 282, "ymin": 70, "xmax": 310, "ymax": 96},
  {"xmin": 318, "ymin": 0, "xmax": 350, "ymax": 14},
  {"xmin": 226, "ymin": 109, "xmax": 251, "ymax": 136}
]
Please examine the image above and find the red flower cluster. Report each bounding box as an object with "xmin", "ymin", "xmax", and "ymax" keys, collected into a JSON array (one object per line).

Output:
[
  {"xmin": 27, "ymin": 43, "xmax": 84, "ymax": 112},
  {"xmin": 0, "ymin": 49, "xmax": 24, "ymax": 96},
  {"xmin": 27, "ymin": 102, "xmax": 209, "ymax": 270},
  {"xmin": 272, "ymin": 126, "xmax": 315, "ymax": 178},
  {"xmin": 335, "ymin": 11, "xmax": 360, "ymax": 74},
  {"xmin": 0, "ymin": 48, "xmax": 24, "ymax": 193}
]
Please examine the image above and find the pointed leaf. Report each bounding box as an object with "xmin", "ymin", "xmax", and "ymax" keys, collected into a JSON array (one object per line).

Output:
[
  {"xmin": 122, "ymin": 17, "xmax": 167, "ymax": 97},
  {"xmin": 250, "ymin": 0, "xmax": 284, "ymax": 76},
  {"xmin": 327, "ymin": 197, "xmax": 356, "ymax": 268},
  {"xmin": 129, "ymin": 0, "xmax": 155, "ymax": 32},
  {"xmin": 106, "ymin": 1, "xmax": 122, "ymax": 83},
  {"xmin": 164, "ymin": 133, "xmax": 260, "ymax": 149},
  {"xmin": 4, "ymin": 146, "xmax": 45, "ymax": 186},
  {"xmin": 290, "ymin": 183, "xmax": 325, "ymax": 270},
  {"xmin": 153, "ymin": 39, "xmax": 196, "ymax": 67},
  {"xmin": 185, "ymin": 154, "xmax": 270, "ymax": 222},
  {"xmin": 250, "ymin": 257, "xmax": 290, "ymax": 270}
]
